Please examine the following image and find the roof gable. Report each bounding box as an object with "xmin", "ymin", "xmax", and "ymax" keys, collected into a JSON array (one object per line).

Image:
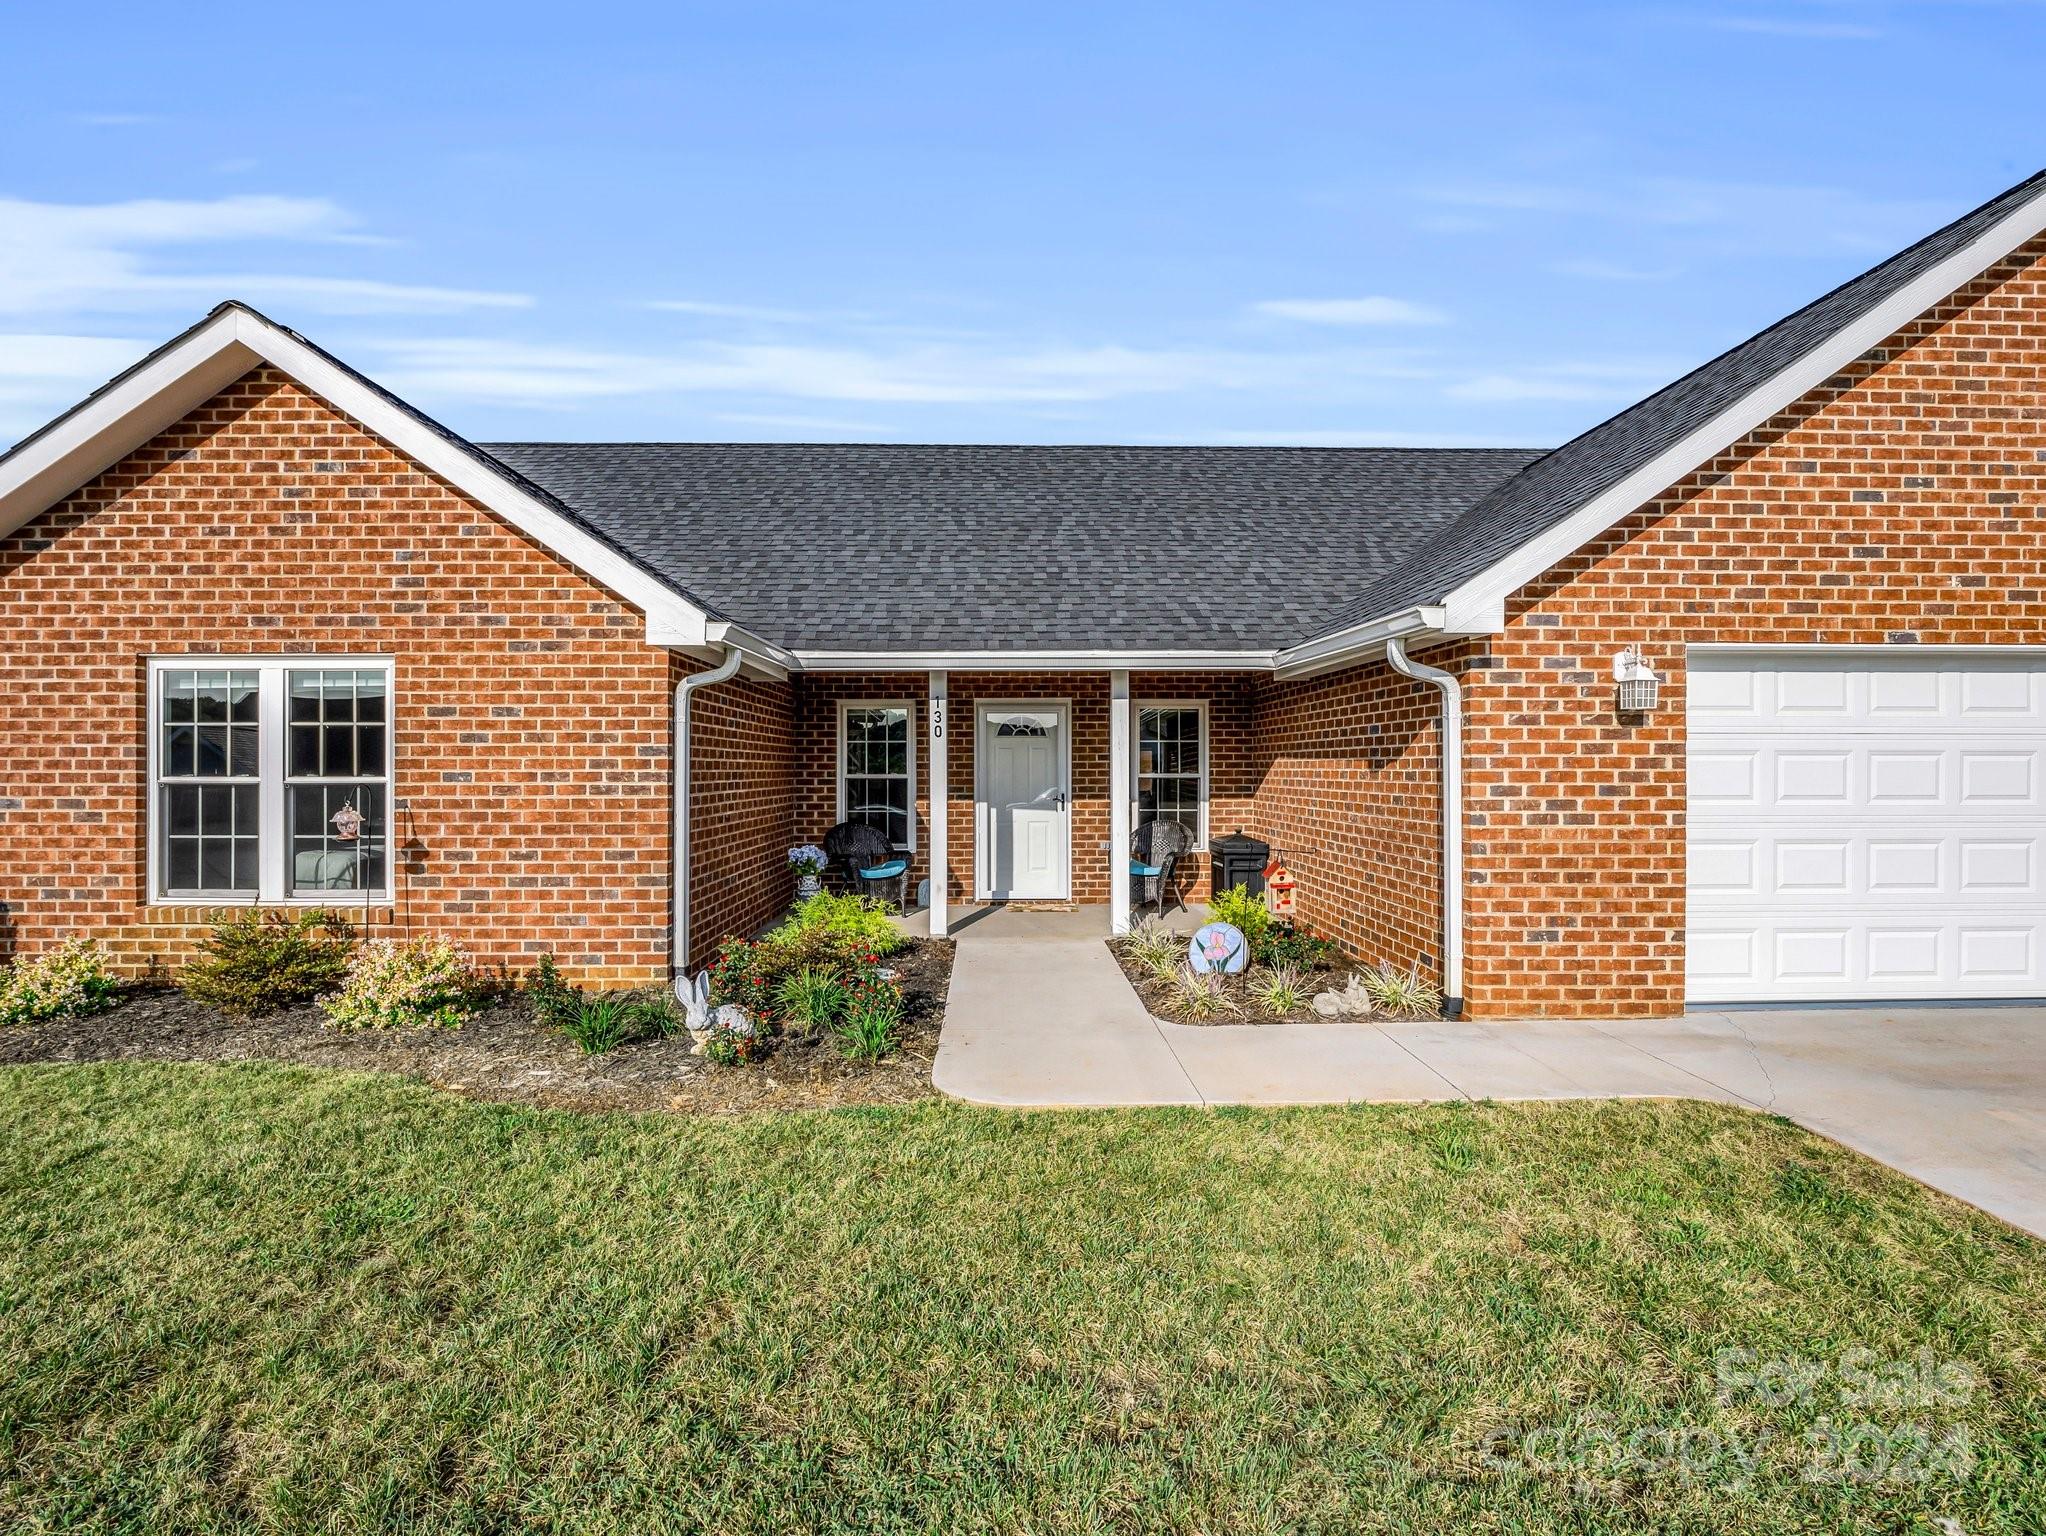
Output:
[
  {"xmin": 0, "ymin": 303, "xmax": 723, "ymax": 652},
  {"xmin": 1321, "ymin": 167, "xmax": 2046, "ymax": 636}
]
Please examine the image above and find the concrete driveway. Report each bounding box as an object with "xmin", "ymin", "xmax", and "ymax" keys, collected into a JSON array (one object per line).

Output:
[{"xmin": 930, "ymin": 911, "xmax": 2046, "ymax": 1235}]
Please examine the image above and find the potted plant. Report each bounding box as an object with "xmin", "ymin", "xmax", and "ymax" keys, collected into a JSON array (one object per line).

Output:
[{"xmin": 787, "ymin": 843, "xmax": 828, "ymax": 899}]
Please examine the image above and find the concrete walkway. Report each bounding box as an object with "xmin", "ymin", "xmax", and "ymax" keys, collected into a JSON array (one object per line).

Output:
[{"xmin": 929, "ymin": 907, "xmax": 2046, "ymax": 1236}]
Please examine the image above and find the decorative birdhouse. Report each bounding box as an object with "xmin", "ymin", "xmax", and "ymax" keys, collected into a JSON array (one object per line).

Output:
[
  {"xmin": 330, "ymin": 798, "xmax": 365, "ymax": 844},
  {"xmin": 1263, "ymin": 856, "xmax": 1297, "ymax": 918}
]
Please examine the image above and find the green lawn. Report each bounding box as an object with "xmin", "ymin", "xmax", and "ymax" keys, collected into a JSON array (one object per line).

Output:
[{"xmin": 0, "ymin": 1064, "xmax": 2040, "ymax": 1534}]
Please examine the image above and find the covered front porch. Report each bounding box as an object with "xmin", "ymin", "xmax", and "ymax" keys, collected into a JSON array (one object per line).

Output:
[{"xmin": 794, "ymin": 667, "xmax": 1267, "ymax": 940}]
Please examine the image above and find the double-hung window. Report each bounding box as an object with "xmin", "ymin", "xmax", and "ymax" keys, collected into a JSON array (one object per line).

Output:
[
  {"xmin": 838, "ymin": 701, "xmax": 915, "ymax": 851},
  {"xmin": 149, "ymin": 657, "xmax": 394, "ymax": 902},
  {"xmin": 1134, "ymin": 702, "xmax": 1208, "ymax": 846}
]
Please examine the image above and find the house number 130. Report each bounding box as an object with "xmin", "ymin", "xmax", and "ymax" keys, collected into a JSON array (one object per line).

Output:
[{"xmin": 930, "ymin": 701, "xmax": 946, "ymax": 738}]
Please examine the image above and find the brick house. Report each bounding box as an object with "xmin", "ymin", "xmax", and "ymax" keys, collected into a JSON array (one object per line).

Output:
[{"xmin": 4, "ymin": 170, "xmax": 2045, "ymax": 1018}]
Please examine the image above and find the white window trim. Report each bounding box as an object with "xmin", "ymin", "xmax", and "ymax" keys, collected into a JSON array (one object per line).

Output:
[
  {"xmin": 145, "ymin": 654, "xmax": 396, "ymax": 906},
  {"xmin": 1133, "ymin": 699, "xmax": 1210, "ymax": 850},
  {"xmin": 835, "ymin": 698, "xmax": 917, "ymax": 853}
]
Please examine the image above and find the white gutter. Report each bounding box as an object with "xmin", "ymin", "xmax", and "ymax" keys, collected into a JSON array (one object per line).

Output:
[
  {"xmin": 1272, "ymin": 605, "xmax": 1454, "ymax": 681},
  {"xmin": 1385, "ymin": 637, "xmax": 1464, "ymax": 1017},
  {"xmin": 673, "ymin": 645, "xmax": 744, "ymax": 989}
]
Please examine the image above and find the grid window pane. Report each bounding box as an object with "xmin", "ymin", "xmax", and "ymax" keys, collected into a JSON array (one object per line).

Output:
[
  {"xmin": 160, "ymin": 668, "xmax": 258, "ymax": 779},
  {"xmin": 161, "ymin": 783, "xmax": 259, "ymax": 895},
  {"xmin": 290, "ymin": 783, "xmax": 387, "ymax": 895},
  {"xmin": 1136, "ymin": 707, "xmax": 1204, "ymax": 842},
  {"xmin": 842, "ymin": 706, "xmax": 912, "ymax": 849},
  {"xmin": 290, "ymin": 669, "xmax": 390, "ymax": 781}
]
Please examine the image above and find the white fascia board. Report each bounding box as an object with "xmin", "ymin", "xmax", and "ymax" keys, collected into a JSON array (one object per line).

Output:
[
  {"xmin": 1438, "ymin": 183, "xmax": 2046, "ymax": 621},
  {"xmin": 0, "ymin": 311, "xmax": 258, "ymax": 541},
  {"xmin": 789, "ymin": 648, "xmax": 1278, "ymax": 673},
  {"xmin": 237, "ymin": 313, "xmax": 710, "ymax": 647},
  {"xmin": 1271, "ymin": 605, "xmax": 1454, "ymax": 680}
]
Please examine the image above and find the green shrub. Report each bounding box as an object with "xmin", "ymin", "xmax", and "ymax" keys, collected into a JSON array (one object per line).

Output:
[
  {"xmin": 0, "ymin": 938, "xmax": 122, "ymax": 1029},
  {"xmin": 1121, "ymin": 918, "xmax": 1181, "ymax": 972},
  {"xmin": 776, "ymin": 965, "xmax": 848, "ymax": 1030},
  {"xmin": 523, "ymin": 953, "xmax": 581, "ymax": 1031},
  {"xmin": 1207, "ymin": 885, "xmax": 1272, "ymax": 953},
  {"xmin": 559, "ymin": 992, "xmax": 635, "ymax": 1054},
  {"xmin": 1358, "ymin": 960, "xmax": 1442, "ymax": 1018},
  {"xmin": 180, "ymin": 909, "xmax": 355, "ymax": 1016},
  {"xmin": 835, "ymin": 993, "xmax": 902, "ymax": 1060},
  {"xmin": 320, "ymin": 937, "xmax": 479, "ymax": 1032},
  {"xmin": 1260, "ymin": 924, "xmax": 1339, "ymax": 970},
  {"xmin": 1170, "ymin": 966, "xmax": 1242, "ymax": 1021},
  {"xmin": 1248, "ymin": 963, "xmax": 1308, "ymax": 1016},
  {"xmin": 624, "ymin": 988, "xmax": 686, "ymax": 1039},
  {"xmin": 768, "ymin": 891, "xmax": 904, "ymax": 958}
]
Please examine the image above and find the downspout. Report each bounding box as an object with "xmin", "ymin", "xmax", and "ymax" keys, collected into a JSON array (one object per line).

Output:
[
  {"xmin": 1385, "ymin": 638, "xmax": 1464, "ymax": 1018},
  {"xmin": 673, "ymin": 645, "xmax": 744, "ymax": 991}
]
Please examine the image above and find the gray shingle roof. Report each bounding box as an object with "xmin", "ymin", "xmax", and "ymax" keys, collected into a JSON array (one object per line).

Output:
[
  {"xmin": 480, "ymin": 443, "xmax": 1540, "ymax": 651},
  {"xmin": 1317, "ymin": 167, "xmax": 2046, "ymax": 630}
]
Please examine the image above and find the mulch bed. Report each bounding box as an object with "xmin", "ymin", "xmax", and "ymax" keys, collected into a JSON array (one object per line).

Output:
[
  {"xmin": 0, "ymin": 939, "xmax": 954, "ymax": 1115},
  {"xmin": 1108, "ymin": 941, "xmax": 1441, "ymax": 1026}
]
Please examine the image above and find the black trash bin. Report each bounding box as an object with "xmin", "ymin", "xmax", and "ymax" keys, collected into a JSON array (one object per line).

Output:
[{"xmin": 1207, "ymin": 829, "xmax": 1271, "ymax": 900}]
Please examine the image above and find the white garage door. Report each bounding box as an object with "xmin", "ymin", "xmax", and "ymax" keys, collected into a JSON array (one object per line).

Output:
[{"xmin": 1688, "ymin": 650, "xmax": 2046, "ymax": 1003}]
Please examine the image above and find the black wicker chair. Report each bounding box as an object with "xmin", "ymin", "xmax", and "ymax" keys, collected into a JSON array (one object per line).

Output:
[
  {"xmin": 1129, "ymin": 818, "xmax": 1196, "ymax": 919},
  {"xmin": 823, "ymin": 820, "xmax": 911, "ymax": 911}
]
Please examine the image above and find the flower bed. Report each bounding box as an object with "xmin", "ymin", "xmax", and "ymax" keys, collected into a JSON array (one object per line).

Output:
[
  {"xmin": 0, "ymin": 910, "xmax": 953, "ymax": 1112},
  {"xmin": 1108, "ymin": 910, "xmax": 1444, "ymax": 1026}
]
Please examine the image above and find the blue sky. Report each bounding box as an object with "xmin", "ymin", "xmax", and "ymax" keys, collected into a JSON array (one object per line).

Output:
[{"xmin": 2, "ymin": 1, "xmax": 2041, "ymax": 449}]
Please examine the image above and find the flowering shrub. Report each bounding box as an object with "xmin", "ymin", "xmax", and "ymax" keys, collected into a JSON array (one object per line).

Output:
[
  {"xmin": 320, "ymin": 937, "xmax": 480, "ymax": 1032},
  {"xmin": 181, "ymin": 909, "xmax": 355, "ymax": 1016},
  {"xmin": 705, "ymin": 937, "xmax": 777, "ymax": 1024},
  {"xmin": 787, "ymin": 843, "xmax": 828, "ymax": 877},
  {"xmin": 0, "ymin": 937, "xmax": 122, "ymax": 1029},
  {"xmin": 834, "ymin": 966, "xmax": 903, "ymax": 1060}
]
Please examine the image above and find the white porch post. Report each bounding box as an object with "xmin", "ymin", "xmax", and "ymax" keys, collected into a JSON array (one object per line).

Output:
[
  {"xmin": 927, "ymin": 670, "xmax": 949, "ymax": 938},
  {"xmin": 1109, "ymin": 668, "xmax": 1132, "ymax": 935}
]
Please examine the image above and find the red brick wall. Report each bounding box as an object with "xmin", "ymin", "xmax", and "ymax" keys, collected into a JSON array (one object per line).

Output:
[
  {"xmin": 1248, "ymin": 659, "xmax": 1452, "ymax": 977},
  {"xmin": 0, "ymin": 368, "xmax": 682, "ymax": 985},
  {"xmin": 792, "ymin": 671, "xmax": 1255, "ymax": 905},
  {"xmin": 683, "ymin": 665, "xmax": 796, "ymax": 965},
  {"xmin": 1464, "ymin": 238, "xmax": 2046, "ymax": 1018}
]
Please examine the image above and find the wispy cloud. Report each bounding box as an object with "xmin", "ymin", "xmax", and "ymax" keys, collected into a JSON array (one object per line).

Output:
[
  {"xmin": 1189, "ymin": 427, "xmax": 1528, "ymax": 447},
  {"xmin": 366, "ymin": 334, "xmax": 1438, "ymax": 409},
  {"xmin": 1251, "ymin": 296, "xmax": 1448, "ymax": 326},
  {"xmin": 1445, "ymin": 358, "xmax": 1681, "ymax": 403},
  {"xmin": 1417, "ymin": 176, "xmax": 1953, "ymax": 256},
  {"xmin": 648, "ymin": 299, "xmax": 829, "ymax": 323},
  {"xmin": 1550, "ymin": 257, "xmax": 1683, "ymax": 282},
  {"xmin": 0, "ymin": 331, "xmax": 151, "ymax": 436},
  {"xmin": 1689, "ymin": 15, "xmax": 1885, "ymax": 39},
  {"xmin": 710, "ymin": 411, "xmax": 896, "ymax": 435},
  {"xmin": 0, "ymin": 194, "xmax": 531, "ymax": 317}
]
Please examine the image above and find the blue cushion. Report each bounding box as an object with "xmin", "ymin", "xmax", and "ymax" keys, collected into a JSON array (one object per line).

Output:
[
  {"xmin": 1129, "ymin": 861, "xmax": 1162, "ymax": 877},
  {"xmin": 859, "ymin": 859, "xmax": 909, "ymax": 879}
]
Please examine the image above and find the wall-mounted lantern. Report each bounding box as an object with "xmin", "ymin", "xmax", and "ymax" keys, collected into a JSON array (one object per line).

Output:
[{"xmin": 1613, "ymin": 646, "xmax": 1661, "ymax": 714}]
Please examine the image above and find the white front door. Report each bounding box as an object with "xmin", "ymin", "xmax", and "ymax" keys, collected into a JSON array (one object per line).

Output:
[
  {"xmin": 1688, "ymin": 649, "xmax": 2046, "ymax": 1003},
  {"xmin": 979, "ymin": 704, "xmax": 1068, "ymax": 899}
]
